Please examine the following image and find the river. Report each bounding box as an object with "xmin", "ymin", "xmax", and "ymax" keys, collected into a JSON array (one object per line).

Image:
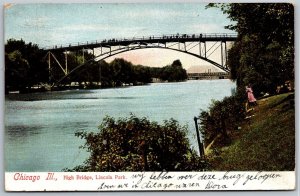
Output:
[{"xmin": 5, "ymin": 79, "xmax": 236, "ymax": 171}]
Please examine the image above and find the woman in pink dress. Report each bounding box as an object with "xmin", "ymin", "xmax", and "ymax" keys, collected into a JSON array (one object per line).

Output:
[{"xmin": 246, "ymin": 85, "xmax": 257, "ymax": 106}]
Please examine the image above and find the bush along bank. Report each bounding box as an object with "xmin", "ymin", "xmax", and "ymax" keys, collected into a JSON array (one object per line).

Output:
[
  {"xmin": 64, "ymin": 115, "xmax": 208, "ymax": 172},
  {"xmin": 200, "ymin": 92, "xmax": 295, "ymax": 171}
]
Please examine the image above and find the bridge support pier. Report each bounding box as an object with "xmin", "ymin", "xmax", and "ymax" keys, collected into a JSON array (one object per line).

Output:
[
  {"xmin": 199, "ymin": 41, "xmax": 201, "ymax": 57},
  {"xmin": 65, "ymin": 50, "xmax": 68, "ymax": 74},
  {"xmin": 224, "ymin": 41, "xmax": 228, "ymax": 69},
  {"xmin": 204, "ymin": 42, "xmax": 206, "ymax": 58},
  {"xmin": 46, "ymin": 51, "xmax": 69, "ymax": 82},
  {"xmin": 221, "ymin": 41, "xmax": 223, "ymax": 67},
  {"xmin": 82, "ymin": 48, "xmax": 85, "ymax": 64},
  {"xmin": 48, "ymin": 51, "xmax": 51, "ymax": 82}
]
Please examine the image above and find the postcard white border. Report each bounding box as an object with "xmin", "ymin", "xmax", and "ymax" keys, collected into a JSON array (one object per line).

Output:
[
  {"xmin": 1, "ymin": 0, "xmax": 299, "ymax": 195},
  {"xmin": 5, "ymin": 171, "xmax": 295, "ymax": 191}
]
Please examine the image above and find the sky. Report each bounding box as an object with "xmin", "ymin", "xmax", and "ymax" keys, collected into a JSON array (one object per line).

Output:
[{"xmin": 4, "ymin": 3, "xmax": 236, "ymax": 70}]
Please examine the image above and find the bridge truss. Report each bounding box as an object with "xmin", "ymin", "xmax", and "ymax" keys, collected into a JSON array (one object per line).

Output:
[{"xmin": 43, "ymin": 33, "xmax": 237, "ymax": 84}]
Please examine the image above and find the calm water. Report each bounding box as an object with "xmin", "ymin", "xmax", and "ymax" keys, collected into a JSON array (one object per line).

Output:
[{"xmin": 5, "ymin": 80, "xmax": 236, "ymax": 171}]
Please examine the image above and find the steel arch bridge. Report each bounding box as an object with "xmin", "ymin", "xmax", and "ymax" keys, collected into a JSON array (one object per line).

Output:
[{"xmin": 43, "ymin": 33, "xmax": 237, "ymax": 85}]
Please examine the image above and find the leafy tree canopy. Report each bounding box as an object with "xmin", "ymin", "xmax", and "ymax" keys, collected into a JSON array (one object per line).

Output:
[
  {"xmin": 5, "ymin": 39, "xmax": 48, "ymax": 92},
  {"xmin": 207, "ymin": 3, "xmax": 294, "ymax": 96}
]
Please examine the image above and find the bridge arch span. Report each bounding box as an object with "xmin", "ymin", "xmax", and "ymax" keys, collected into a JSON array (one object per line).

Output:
[
  {"xmin": 45, "ymin": 33, "xmax": 236, "ymax": 85},
  {"xmin": 56, "ymin": 45, "xmax": 227, "ymax": 85}
]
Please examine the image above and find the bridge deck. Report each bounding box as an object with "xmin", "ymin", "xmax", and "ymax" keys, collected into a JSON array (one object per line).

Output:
[{"xmin": 44, "ymin": 33, "xmax": 237, "ymax": 52}]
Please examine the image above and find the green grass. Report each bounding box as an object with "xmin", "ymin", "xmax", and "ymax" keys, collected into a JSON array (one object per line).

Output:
[{"xmin": 210, "ymin": 93, "xmax": 295, "ymax": 171}]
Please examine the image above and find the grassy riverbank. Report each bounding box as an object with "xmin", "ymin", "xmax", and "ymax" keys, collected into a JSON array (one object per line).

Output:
[{"xmin": 208, "ymin": 92, "xmax": 295, "ymax": 171}]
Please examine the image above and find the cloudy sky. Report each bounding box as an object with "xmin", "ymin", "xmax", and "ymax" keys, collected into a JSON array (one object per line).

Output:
[{"xmin": 4, "ymin": 3, "xmax": 236, "ymax": 70}]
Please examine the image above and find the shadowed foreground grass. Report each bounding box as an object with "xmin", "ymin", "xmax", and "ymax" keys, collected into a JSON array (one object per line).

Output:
[{"xmin": 210, "ymin": 93, "xmax": 295, "ymax": 171}]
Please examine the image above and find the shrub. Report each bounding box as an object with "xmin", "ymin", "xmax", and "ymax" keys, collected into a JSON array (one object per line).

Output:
[
  {"xmin": 65, "ymin": 115, "xmax": 206, "ymax": 171},
  {"xmin": 199, "ymin": 95, "xmax": 245, "ymax": 147}
]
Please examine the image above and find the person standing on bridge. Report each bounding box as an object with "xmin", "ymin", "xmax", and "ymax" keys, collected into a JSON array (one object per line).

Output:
[{"xmin": 246, "ymin": 84, "xmax": 257, "ymax": 107}]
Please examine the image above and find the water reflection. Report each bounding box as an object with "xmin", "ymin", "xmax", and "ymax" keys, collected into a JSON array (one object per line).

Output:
[{"xmin": 6, "ymin": 125, "xmax": 43, "ymax": 138}]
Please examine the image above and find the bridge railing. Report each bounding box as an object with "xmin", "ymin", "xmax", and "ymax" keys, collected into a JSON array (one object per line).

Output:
[{"xmin": 42, "ymin": 33, "xmax": 237, "ymax": 50}]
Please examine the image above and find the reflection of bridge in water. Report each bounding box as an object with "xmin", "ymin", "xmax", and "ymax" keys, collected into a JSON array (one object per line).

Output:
[{"xmin": 43, "ymin": 33, "xmax": 237, "ymax": 84}]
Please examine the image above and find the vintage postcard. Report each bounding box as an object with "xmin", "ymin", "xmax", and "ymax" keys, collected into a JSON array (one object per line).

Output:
[{"xmin": 4, "ymin": 2, "xmax": 295, "ymax": 191}]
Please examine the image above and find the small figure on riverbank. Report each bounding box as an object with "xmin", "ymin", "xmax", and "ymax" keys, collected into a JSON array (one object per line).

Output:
[{"xmin": 246, "ymin": 84, "xmax": 257, "ymax": 107}]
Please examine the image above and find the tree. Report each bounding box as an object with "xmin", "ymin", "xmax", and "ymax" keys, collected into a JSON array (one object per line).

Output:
[
  {"xmin": 110, "ymin": 58, "xmax": 134, "ymax": 86},
  {"xmin": 170, "ymin": 59, "xmax": 188, "ymax": 81},
  {"xmin": 65, "ymin": 115, "xmax": 206, "ymax": 171},
  {"xmin": 207, "ymin": 3, "xmax": 294, "ymax": 95},
  {"xmin": 160, "ymin": 60, "xmax": 187, "ymax": 82},
  {"xmin": 133, "ymin": 65, "xmax": 152, "ymax": 84},
  {"xmin": 5, "ymin": 50, "xmax": 30, "ymax": 92},
  {"xmin": 5, "ymin": 39, "xmax": 48, "ymax": 92},
  {"xmin": 99, "ymin": 60, "xmax": 113, "ymax": 87},
  {"xmin": 198, "ymin": 3, "xmax": 294, "ymax": 148}
]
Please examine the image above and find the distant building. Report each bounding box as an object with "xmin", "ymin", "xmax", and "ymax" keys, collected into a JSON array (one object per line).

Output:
[
  {"xmin": 152, "ymin": 78, "xmax": 162, "ymax": 83},
  {"xmin": 187, "ymin": 65, "xmax": 229, "ymax": 80}
]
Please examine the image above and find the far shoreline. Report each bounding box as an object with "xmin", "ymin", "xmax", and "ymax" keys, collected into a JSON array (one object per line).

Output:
[{"xmin": 5, "ymin": 78, "xmax": 231, "ymax": 95}]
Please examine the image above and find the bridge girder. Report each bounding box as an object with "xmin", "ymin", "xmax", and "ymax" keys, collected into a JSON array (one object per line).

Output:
[{"xmin": 44, "ymin": 33, "xmax": 237, "ymax": 85}]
